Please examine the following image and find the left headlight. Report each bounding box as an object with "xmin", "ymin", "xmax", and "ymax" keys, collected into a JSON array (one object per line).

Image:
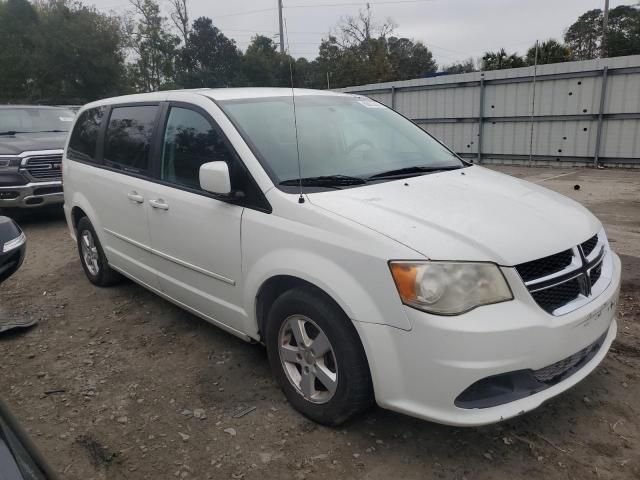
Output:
[{"xmin": 389, "ymin": 261, "xmax": 513, "ymax": 315}]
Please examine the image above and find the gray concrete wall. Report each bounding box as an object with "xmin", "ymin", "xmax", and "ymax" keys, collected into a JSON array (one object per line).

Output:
[{"xmin": 339, "ymin": 55, "xmax": 640, "ymax": 168}]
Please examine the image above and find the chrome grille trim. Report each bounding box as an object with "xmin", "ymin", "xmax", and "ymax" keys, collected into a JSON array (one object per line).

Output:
[
  {"xmin": 20, "ymin": 153, "xmax": 63, "ymax": 182},
  {"xmin": 515, "ymin": 229, "xmax": 612, "ymax": 316}
]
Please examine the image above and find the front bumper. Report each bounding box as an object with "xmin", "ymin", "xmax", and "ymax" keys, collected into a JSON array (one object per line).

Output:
[
  {"xmin": 0, "ymin": 181, "xmax": 63, "ymax": 208},
  {"xmin": 356, "ymin": 252, "xmax": 621, "ymax": 426}
]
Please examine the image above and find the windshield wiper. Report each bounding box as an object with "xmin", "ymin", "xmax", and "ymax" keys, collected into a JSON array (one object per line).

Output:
[
  {"xmin": 280, "ymin": 175, "xmax": 367, "ymax": 188},
  {"xmin": 34, "ymin": 129, "xmax": 67, "ymax": 133},
  {"xmin": 0, "ymin": 131, "xmax": 21, "ymax": 135},
  {"xmin": 367, "ymin": 165, "xmax": 463, "ymax": 180}
]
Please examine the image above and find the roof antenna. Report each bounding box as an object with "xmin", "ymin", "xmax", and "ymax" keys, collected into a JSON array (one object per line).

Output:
[{"xmin": 284, "ymin": 17, "xmax": 305, "ymax": 204}]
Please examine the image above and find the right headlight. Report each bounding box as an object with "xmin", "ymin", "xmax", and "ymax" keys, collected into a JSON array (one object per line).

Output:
[{"xmin": 389, "ymin": 261, "xmax": 513, "ymax": 315}]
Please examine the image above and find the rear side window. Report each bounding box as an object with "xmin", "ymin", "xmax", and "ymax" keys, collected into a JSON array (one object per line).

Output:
[
  {"xmin": 68, "ymin": 107, "xmax": 105, "ymax": 162},
  {"xmin": 104, "ymin": 105, "xmax": 158, "ymax": 173},
  {"xmin": 161, "ymin": 107, "xmax": 234, "ymax": 189}
]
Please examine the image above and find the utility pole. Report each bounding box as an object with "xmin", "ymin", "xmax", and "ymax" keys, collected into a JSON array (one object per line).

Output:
[
  {"xmin": 278, "ymin": 0, "xmax": 285, "ymax": 54},
  {"xmin": 602, "ymin": 0, "xmax": 610, "ymax": 58},
  {"xmin": 529, "ymin": 40, "xmax": 539, "ymax": 164}
]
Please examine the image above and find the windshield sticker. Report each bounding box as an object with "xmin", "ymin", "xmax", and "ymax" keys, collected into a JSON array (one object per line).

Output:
[
  {"xmin": 60, "ymin": 117, "xmax": 74, "ymax": 121},
  {"xmin": 358, "ymin": 100, "xmax": 385, "ymax": 109}
]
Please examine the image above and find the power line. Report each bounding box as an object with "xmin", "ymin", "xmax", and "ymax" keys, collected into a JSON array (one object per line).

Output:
[{"xmin": 213, "ymin": 7, "xmax": 276, "ymax": 19}]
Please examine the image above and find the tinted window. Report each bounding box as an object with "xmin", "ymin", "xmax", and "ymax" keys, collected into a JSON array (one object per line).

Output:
[
  {"xmin": 161, "ymin": 107, "xmax": 235, "ymax": 189},
  {"xmin": 104, "ymin": 105, "xmax": 158, "ymax": 172},
  {"xmin": 68, "ymin": 107, "xmax": 105, "ymax": 162}
]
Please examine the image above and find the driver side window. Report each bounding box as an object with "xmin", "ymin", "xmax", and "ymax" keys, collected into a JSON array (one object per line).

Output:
[{"xmin": 161, "ymin": 107, "xmax": 234, "ymax": 190}]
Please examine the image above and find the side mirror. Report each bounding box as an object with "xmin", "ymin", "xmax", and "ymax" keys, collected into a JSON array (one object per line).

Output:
[
  {"xmin": 199, "ymin": 161, "xmax": 231, "ymax": 195},
  {"xmin": 0, "ymin": 216, "xmax": 26, "ymax": 284}
]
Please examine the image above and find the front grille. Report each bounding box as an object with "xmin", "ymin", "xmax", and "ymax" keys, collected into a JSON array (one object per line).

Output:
[
  {"xmin": 533, "ymin": 331, "xmax": 607, "ymax": 383},
  {"xmin": 24, "ymin": 155, "xmax": 63, "ymax": 180},
  {"xmin": 590, "ymin": 262, "xmax": 602, "ymax": 285},
  {"xmin": 516, "ymin": 232, "xmax": 608, "ymax": 315},
  {"xmin": 581, "ymin": 234, "xmax": 598, "ymax": 257},
  {"xmin": 515, "ymin": 249, "xmax": 573, "ymax": 282},
  {"xmin": 530, "ymin": 278, "xmax": 581, "ymax": 313}
]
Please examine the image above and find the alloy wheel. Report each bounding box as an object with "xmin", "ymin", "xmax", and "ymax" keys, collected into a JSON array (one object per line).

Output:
[
  {"xmin": 278, "ymin": 314, "xmax": 338, "ymax": 404},
  {"xmin": 80, "ymin": 230, "xmax": 100, "ymax": 276}
]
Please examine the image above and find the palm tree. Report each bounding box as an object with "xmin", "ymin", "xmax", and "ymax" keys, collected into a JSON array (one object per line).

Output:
[
  {"xmin": 481, "ymin": 48, "xmax": 526, "ymax": 71},
  {"xmin": 526, "ymin": 39, "xmax": 573, "ymax": 65}
]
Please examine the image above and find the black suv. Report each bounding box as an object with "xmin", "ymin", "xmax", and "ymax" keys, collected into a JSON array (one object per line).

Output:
[{"xmin": 0, "ymin": 105, "xmax": 76, "ymax": 209}]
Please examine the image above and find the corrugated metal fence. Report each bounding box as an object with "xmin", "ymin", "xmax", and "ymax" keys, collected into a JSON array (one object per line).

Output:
[{"xmin": 339, "ymin": 55, "xmax": 640, "ymax": 168}]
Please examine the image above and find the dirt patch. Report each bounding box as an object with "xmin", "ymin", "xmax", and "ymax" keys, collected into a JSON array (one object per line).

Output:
[
  {"xmin": 75, "ymin": 434, "xmax": 119, "ymax": 467},
  {"xmin": 1, "ymin": 168, "xmax": 640, "ymax": 480}
]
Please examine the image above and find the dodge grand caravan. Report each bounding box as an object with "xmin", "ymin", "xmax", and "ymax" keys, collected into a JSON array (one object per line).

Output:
[{"xmin": 63, "ymin": 88, "xmax": 620, "ymax": 426}]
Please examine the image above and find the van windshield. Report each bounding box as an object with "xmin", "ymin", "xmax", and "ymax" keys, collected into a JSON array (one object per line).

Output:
[{"xmin": 218, "ymin": 95, "xmax": 464, "ymax": 188}]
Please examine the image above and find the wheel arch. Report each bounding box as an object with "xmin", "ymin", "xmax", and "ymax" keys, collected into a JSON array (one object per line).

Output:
[
  {"xmin": 255, "ymin": 275, "xmax": 327, "ymax": 340},
  {"xmin": 244, "ymin": 249, "xmax": 412, "ymax": 338},
  {"xmin": 67, "ymin": 193, "xmax": 103, "ymax": 242}
]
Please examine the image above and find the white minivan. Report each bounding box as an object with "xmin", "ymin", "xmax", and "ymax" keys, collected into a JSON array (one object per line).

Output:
[{"xmin": 63, "ymin": 88, "xmax": 620, "ymax": 426}]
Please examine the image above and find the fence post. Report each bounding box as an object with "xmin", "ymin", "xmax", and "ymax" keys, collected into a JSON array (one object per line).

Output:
[
  {"xmin": 391, "ymin": 86, "xmax": 396, "ymax": 110},
  {"xmin": 477, "ymin": 78, "xmax": 485, "ymax": 163},
  {"xmin": 594, "ymin": 66, "xmax": 609, "ymax": 166}
]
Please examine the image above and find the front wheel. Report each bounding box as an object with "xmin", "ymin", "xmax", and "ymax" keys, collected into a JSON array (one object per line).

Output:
[{"xmin": 265, "ymin": 286, "xmax": 373, "ymax": 426}]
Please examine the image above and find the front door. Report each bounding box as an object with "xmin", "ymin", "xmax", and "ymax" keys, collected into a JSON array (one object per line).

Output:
[{"xmin": 146, "ymin": 105, "xmax": 245, "ymax": 331}]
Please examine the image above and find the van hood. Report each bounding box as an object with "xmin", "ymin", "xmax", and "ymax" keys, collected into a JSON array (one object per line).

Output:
[
  {"xmin": 0, "ymin": 132, "xmax": 67, "ymax": 155},
  {"xmin": 307, "ymin": 166, "xmax": 601, "ymax": 266}
]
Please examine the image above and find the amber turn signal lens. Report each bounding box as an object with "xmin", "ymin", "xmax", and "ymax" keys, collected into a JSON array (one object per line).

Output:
[{"xmin": 389, "ymin": 263, "xmax": 417, "ymax": 302}]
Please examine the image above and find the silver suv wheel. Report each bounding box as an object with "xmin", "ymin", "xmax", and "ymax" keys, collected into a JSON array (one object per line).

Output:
[{"xmin": 278, "ymin": 314, "xmax": 338, "ymax": 404}]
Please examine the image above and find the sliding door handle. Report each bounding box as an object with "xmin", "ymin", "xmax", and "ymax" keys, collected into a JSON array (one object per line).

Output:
[
  {"xmin": 127, "ymin": 191, "xmax": 144, "ymax": 203},
  {"xmin": 149, "ymin": 199, "xmax": 169, "ymax": 211}
]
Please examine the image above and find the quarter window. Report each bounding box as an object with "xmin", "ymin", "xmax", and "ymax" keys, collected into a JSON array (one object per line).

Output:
[
  {"xmin": 68, "ymin": 107, "xmax": 105, "ymax": 163},
  {"xmin": 104, "ymin": 105, "xmax": 158, "ymax": 172},
  {"xmin": 161, "ymin": 107, "xmax": 235, "ymax": 189}
]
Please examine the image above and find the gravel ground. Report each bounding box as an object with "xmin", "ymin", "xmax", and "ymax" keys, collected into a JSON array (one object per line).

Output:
[{"xmin": 0, "ymin": 165, "xmax": 639, "ymax": 480}]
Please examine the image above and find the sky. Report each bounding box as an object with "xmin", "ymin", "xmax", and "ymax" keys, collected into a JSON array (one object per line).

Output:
[{"xmin": 90, "ymin": 0, "xmax": 635, "ymax": 67}]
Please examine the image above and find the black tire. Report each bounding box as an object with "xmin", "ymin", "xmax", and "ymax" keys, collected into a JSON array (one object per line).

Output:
[
  {"xmin": 76, "ymin": 217, "xmax": 122, "ymax": 287},
  {"xmin": 265, "ymin": 286, "xmax": 373, "ymax": 426}
]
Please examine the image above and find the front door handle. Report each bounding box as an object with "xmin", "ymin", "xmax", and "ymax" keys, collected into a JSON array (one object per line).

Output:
[
  {"xmin": 127, "ymin": 191, "xmax": 144, "ymax": 203},
  {"xmin": 149, "ymin": 199, "xmax": 169, "ymax": 211}
]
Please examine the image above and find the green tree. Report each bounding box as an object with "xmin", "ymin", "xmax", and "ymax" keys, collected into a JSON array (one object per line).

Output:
[
  {"xmin": 481, "ymin": 48, "xmax": 525, "ymax": 70},
  {"xmin": 606, "ymin": 5, "xmax": 640, "ymax": 57},
  {"xmin": 314, "ymin": 9, "xmax": 436, "ymax": 88},
  {"xmin": 0, "ymin": 0, "xmax": 39, "ymax": 102},
  {"xmin": 526, "ymin": 39, "xmax": 572, "ymax": 65},
  {"xmin": 179, "ymin": 17, "xmax": 242, "ymax": 88},
  {"xmin": 564, "ymin": 9, "xmax": 603, "ymax": 60},
  {"xmin": 126, "ymin": 0, "xmax": 180, "ymax": 91},
  {"xmin": 442, "ymin": 58, "xmax": 476, "ymax": 74},
  {"xmin": 0, "ymin": 0, "xmax": 125, "ymax": 104},
  {"xmin": 387, "ymin": 37, "xmax": 437, "ymax": 80},
  {"xmin": 242, "ymin": 35, "xmax": 291, "ymax": 87},
  {"xmin": 564, "ymin": 6, "xmax": 640, "ymax": 59},
  {"xmin": 33, "ymin": 1, "xmax": 126, "ymax": 103}
]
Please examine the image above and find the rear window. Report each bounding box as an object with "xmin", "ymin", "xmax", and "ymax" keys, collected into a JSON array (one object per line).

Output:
[
  {"xmin": 104, "ymin": 105, "xmax": 158, "ymax": 173},
  {"xmin": 68, "ymin": 107, "xmax": 105, "ymax": 162}
]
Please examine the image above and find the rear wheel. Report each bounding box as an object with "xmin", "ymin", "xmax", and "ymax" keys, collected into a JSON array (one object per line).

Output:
[
  {"xmin": 265, "ymin": 286, "xmax": 373, "ymax": 426},
  {"xmin": 76, "ymin": 217, "xmax": 122, "ymax": 287}
]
